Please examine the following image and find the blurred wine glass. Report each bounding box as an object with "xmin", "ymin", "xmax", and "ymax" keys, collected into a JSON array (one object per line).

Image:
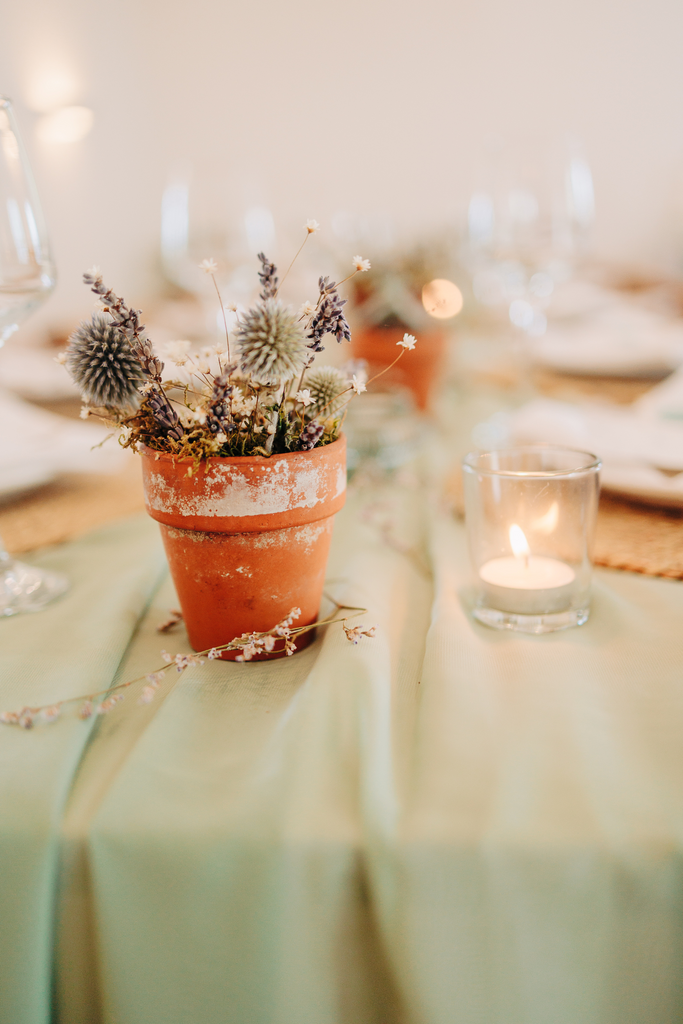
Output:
[
  {"xmin": 160, "ymin": 170, "xmax": 277, "ymax": 335},
  {"xmin": 466, "ymin": 135, "xmax": 595, "ymax": 337},
  {"xmin": 0, "ymin": 96, "xmax": 66, "ymax": 615}
]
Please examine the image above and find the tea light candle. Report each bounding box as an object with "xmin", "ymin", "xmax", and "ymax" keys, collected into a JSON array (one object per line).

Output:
[{"xmin": 479, "ymin": 524, "xmax": 575, "ymax": 615}]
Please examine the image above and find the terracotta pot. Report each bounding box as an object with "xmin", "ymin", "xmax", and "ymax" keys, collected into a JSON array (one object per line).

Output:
[
  {"xmin": 351, "ymin": 326, "xmax": 447, "ymax": 411},
  {"xmin": 141, "ymin": 437, "xmax": 346, "ymax": 660}
]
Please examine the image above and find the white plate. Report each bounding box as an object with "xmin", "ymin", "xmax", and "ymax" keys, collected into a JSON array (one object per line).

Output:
[
  {"xmin": 502, "ymin": 397, "xmax": 683, "ymax": 509},
  {"xmin": 600, "ymin": 465, "xmax": 683, "ymax": 509},
  {"xmin": 534, "ymin": 304, "xmax": 683, "ymax": 378}
]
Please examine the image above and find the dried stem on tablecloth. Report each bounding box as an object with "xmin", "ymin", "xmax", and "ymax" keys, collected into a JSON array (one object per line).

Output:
[{"xmin": 0, "ymin": 600, "xmax": 376, "ymax": 729}]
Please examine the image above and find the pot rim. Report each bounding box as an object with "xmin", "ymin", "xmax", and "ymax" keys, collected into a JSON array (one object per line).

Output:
[{"xmin": 139, "ymin": 433, "xmax": 345, "ymax": 467}]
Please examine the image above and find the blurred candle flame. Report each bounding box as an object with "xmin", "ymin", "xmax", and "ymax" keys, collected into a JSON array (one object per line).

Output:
[
  {"xmin": 509, "ymin": 524, "xmax": 530, "ymax": 560},
  {"xmin": 421, "ymin": 278, "xmax": 463, "ymax": 319},
  {"xmin": 533, "ymin": 501, "xmax": 559, "ymax": 534}
]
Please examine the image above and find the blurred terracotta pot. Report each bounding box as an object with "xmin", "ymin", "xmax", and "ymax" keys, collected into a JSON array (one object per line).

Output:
[
  {"xmin": 141, "ymin": 437, "xmax": 346, "ymax": 660},
  {"xmin": 351, "ymin": 326, "xmax": 447, "ymax": 411}
]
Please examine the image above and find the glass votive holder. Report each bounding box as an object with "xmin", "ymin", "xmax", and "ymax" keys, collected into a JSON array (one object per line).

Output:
[{"xmin": 462, "ymin": 445, "xmax": 601, "ymax": 633}]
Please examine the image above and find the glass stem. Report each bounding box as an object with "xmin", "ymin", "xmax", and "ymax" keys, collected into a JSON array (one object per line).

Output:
[{"xmin": 0, "ymin": 533, "xmax": 13, "ymax": 568}]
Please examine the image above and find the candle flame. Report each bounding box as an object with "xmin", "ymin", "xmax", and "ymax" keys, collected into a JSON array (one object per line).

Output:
[{"xmin": 509, "ymin": 524, "xmax": 531, "ymax": 559}]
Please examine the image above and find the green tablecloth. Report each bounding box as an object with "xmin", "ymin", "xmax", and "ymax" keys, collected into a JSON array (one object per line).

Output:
[{"xmin": 1, "ymin": 472, "xmax": 683, "ymax": 1024}]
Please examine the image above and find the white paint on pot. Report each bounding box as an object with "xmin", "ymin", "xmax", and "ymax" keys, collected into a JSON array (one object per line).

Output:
[{"xmin": 146, "ymin": 459, "xmax": 339, "ymax": 518}]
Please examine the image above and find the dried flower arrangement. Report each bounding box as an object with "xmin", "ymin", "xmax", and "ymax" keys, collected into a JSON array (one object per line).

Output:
[
  {"xmin": 60, "ymin": 222, "xmax": 417, "ymax": 460},
  {"xmin": 0, "ymin": 601, "xmax": 376, "ymax": 729}
]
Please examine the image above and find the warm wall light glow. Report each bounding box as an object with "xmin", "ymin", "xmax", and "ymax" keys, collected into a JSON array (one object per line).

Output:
[
  {"xmin": 26, "ymin": 68, "xmax": 80, "ymax": 113},
  {"xmin": 421, "ymin": 278, "xmax": 463, "ymax": 319},
  {"xmin": 36, "ymin": 106, "xmax": 94, "ymax": 144},
  {"xmin": 509, "ymin": 524, "xmax": 530, "ymax": 559}
]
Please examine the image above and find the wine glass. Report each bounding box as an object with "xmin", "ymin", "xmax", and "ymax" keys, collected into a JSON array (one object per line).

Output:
[
  {"xmin": 161, "ymin": 170, "xmax": 277, "ymax": 335},
  {"xmin": 0, "ymin": 95, "xmax": 66, "ymax": 615},
  {"xmin": 466, "ymin": 134, "xmax": 595, "ymax": 334}
]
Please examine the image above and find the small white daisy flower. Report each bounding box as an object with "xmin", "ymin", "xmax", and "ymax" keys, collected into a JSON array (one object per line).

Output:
[
  {"xmin": 199, "ymin": 258, "xmax": 218, "ymax": 274},
  {"xmin": 305, "ymin": 219, "xmax": 320, "ymax": 234},
  {"xmin": 350, "ymin": 375, "xmax": 367, "ymax": 395},
  {"xmin": 139, "ymin": 381, "xmax": 155, "ymax": 394},
  {"xmin": 295, "ymin": 388, "xmax": 313, "ymax": 407},
  {"xmin": 54, "ymin": 351, "xmax": 67, "ymax": 365},
  {"xmin": 353, "ymin": 255, "xmax": 371, "ymax": 273},
  {"xmin": 297, "ymin": 300, "xmax": 316, "ymax": 319},
  {"xmin": 225, "ymin": 302, "xmax": 238, "ymax": 313},
  {"xmin": 79, "ymin": 405, "xmax": 92, "ymax": 419},
  {"xmin": 398, "ymin": 333, "xmax": 416, "ymax": 350},
  {"xmin": 165, "ymin": 340, "xmax": 192, "ymax": 366}
]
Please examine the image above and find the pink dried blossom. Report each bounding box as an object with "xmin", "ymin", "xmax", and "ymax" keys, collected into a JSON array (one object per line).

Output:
[
  {"xmin": 18, "ymin": 708, "xmax": 35, "ymax": 729},
  {"xmin": 343, "ymin": 623, "xmax": 377, "ymax": 644},
  {"xmin": 97, "ymin": 693, "xmax": 125, "ymax": 715},
  {"xmin": 157, "ymin": 609, "xmax": 183, "ymax": 633}
]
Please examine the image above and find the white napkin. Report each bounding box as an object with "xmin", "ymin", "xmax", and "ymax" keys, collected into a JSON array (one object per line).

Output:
[
  {"xmin": 0, "ymin": 389, "xmax": 127, "ymax": 500},
  {"xmin": 0, "ymin": 343, "xmax": 79, "ymax": 401},
  {"xmin": 533, "ymin": 301, "xmax": 683, "ymax": 377},
  {"xmin": 478, "ymin": 390, "xmax": 683, "ymax": 507}
]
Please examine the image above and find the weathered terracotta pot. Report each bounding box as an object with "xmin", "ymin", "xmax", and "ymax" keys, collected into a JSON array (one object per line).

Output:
[
  {"xmin": 141, "ymin": 437, "xmax": 346, "ymax": 660},
  {"xmin": 351, "ymin": 326, "xmax": 447, "ymax": 411}
]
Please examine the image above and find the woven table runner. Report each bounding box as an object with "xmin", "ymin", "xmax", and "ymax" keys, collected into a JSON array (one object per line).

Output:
[
  {"xmin": 444, "ymin": 471, "xmax": 683, "ymax": 581},
  {"xmin": 594, "ymin": 493, "xmax": 683, "ymax": 579}
]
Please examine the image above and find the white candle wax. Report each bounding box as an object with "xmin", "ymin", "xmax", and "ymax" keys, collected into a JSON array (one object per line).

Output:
[{"xmin": 479, "ymin": 555, "xmax": 576, "ymax": 614}]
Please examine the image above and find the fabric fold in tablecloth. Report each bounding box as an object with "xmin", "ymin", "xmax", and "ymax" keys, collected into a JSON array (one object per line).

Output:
[
  {"xmin": 0, "ymin": 516, "xmax": 165, "ymax": 1024},
  {"xmin": 53, "ymin": 484, "xmax": 433, "ymax": 1024}
]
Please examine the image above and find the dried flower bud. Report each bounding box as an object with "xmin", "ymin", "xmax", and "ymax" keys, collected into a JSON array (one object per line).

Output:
[
  {"xmin": 78, "ymin": 700, "xmax": 94, "ymax": 719},
  {"xmin": 257, "ymin": 252, "xmax": 278, "ymax": 301}
]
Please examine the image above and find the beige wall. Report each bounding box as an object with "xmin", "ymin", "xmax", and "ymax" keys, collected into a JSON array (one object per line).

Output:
[{"xmin": 2, "ymin": 0, "xmax": 683, "ymax": 331}]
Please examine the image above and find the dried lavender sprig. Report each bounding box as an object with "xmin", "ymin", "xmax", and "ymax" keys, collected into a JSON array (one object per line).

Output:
[
  {"xmin": 298, "ymin": 421, "xmax": 324, "ymax": 451},
  {"xmin": 206, "ymin": 369, "xmax": 236, "ymax": 436},
  {"xmin": 257, "ymin": 252, "xmax": 278, "ymax": 301},
  {"xmin": 306, "ymin": 276, "xmax": 351, "ymax": 352},
  {"xmin": 147, "ymin": 391, "xmax": 184, "ymax": 441},
  {"xmin": 83, "ymin": 269, "xmax": 146, "ymax": 348}
]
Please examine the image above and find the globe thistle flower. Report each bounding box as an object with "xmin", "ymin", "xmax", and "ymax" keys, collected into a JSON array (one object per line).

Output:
[
  {"xmin": 236, "ymin": 300, "xmax": 307, "ymax": 384},
  {"xmin": 305, "ymin": 365, "xmax": 348, "ymax": 416},
  {"xmin": 66, "ymin": 314, "xmax": 145, "ymax": 410}
]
